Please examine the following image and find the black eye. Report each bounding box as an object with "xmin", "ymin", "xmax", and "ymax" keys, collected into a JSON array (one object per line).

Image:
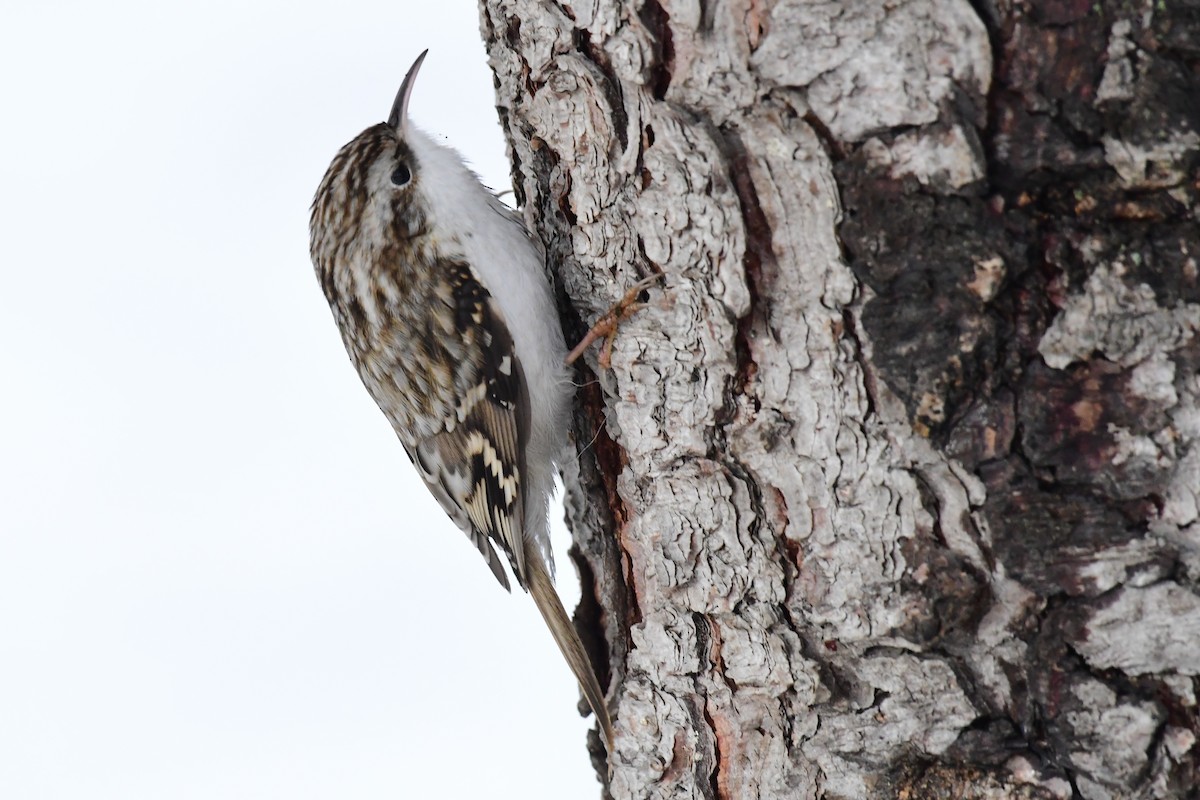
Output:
[{"xmin": 390, "ymin": 163, "xmax": 411, "ymax": 186}]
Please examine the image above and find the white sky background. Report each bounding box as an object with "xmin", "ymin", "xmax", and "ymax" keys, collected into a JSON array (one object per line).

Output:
[{"xmin": 0, "ymin": 2, "xmax": 604, "ymax": 797}]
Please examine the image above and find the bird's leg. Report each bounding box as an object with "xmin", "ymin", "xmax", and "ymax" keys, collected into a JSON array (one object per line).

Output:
[{"xmin": 565, "ymin": 274, "xmax": 663, "ymax": 369}]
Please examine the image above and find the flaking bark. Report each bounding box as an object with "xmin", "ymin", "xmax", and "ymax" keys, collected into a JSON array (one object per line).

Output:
[{"xmin": 478, "ymin": 0, "xmax": 1200, "ymax": 797}]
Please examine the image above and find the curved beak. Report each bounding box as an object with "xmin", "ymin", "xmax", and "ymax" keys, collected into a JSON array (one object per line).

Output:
[{"xmin": 387, "ymin": 49, "xmax": 428, "ymax": 135}]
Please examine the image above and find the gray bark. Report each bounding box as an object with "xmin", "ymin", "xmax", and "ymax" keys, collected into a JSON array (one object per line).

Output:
[{"xmin": 477, "ymin": 0, "xmax": 1200, "ymax": 797}]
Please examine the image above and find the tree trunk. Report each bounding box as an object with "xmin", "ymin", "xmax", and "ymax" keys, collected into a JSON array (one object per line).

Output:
[{"xmin": 477, "ymin": 0, "xmax": 1200, "ymax": 797}]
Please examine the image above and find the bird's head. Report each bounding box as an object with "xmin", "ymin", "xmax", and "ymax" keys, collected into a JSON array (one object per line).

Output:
[{"xmin": 310, "ymin": 50, "xmax": 431, "ymax": 266}]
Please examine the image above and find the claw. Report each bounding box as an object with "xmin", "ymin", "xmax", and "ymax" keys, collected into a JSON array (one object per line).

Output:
[{"xmin": 565, "ymin": 273, "xmax": 663, "ymax": 369}]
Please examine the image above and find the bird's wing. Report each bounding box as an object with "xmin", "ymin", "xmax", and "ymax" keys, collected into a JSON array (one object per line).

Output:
[
  {"xmin": 404, "ymin": 440, "xmax": 512, "ymax": 591},
  {"xmin": 406, "ymin": 260, "xmax": 529, "ymax": 590}
]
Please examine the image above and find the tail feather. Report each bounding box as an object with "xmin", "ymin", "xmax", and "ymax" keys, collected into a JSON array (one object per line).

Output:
[{"xmin": 525, "ymin": 553, "xmax": 615, "ymax": 753}]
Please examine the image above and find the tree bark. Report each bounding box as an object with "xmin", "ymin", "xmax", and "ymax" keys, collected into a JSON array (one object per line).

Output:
[{"xmin": 477, "ymin": 0, "xmax": 1200, "ymax": 797}]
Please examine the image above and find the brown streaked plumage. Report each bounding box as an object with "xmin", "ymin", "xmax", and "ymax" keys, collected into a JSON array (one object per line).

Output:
[{"xmin": 308, "ymin": 50, "xmax": 614, "ymax": 754}]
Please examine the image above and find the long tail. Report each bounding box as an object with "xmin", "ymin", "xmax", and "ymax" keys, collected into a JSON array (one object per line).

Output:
[{"xmin": 525, "ymin": 553, "xmax": 615, "ymax": 752}]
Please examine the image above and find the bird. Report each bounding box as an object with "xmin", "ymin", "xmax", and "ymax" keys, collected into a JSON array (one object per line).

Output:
[{"xmin": 308, "ymin": 50, "xmax": 615, "ymax": 753}]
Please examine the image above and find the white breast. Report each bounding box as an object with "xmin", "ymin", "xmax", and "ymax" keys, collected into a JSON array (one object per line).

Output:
[{"xmin": 406, "ymin": 127, "xmax": 572, "ymax": 565}]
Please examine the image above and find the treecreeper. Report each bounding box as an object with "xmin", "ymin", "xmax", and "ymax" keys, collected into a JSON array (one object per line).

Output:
[{"xmin": 308, "ymin": 50, "xmax": 615, "ymax": 754}]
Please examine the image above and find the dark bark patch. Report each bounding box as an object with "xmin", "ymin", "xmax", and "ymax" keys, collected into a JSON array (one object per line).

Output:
[
  {"xmin": 568, "ymin": 543, "xmax": 613, "ymax": 696},
  {"xmin": 979, "ymin": 461, "xmax": 1146, "ymax": 597},
  {"xmin": 639, "ymin": 0, "xmax": 674, "ymax": 101},
  {"xmin": 702, "ymin": 696, "xmax": 732, "ymax": 800},
  {"xmin": 946, "ymin": 387, "xmax": 1017, "ymax": 467},
  {"xmin": 1032, "ymin": 599, "xmax": 1169, "ymax": 793},
  {"xmin": 718, "ymin": 127, "xmax": 773, "ymax": 406},
  {"xmin": 837, "ymin": 157, "xmax": 1014, "ymax": 436},
  {"xmin": 897, "ymin": 533, "xmax": 991, "ymax": 648},
  {"xmin": 991, "ymin": 10, "xmax": 1108, "ymax": 188},
  {"xmin": 505, "ymin": 15, "xmax": 521, "ymax": 47},
  {"xmin": 1019, "ymin": 359, "xmax": 1173, "ymax": 501},
  {"xmin": 894, "ymin": 761, "xmax": 1059, "ymax": 799}
]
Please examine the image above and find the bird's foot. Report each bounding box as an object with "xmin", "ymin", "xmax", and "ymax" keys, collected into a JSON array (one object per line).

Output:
[{"xmin": 565, "ymin": 274, "xmax": 663, "ymax": 369}]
